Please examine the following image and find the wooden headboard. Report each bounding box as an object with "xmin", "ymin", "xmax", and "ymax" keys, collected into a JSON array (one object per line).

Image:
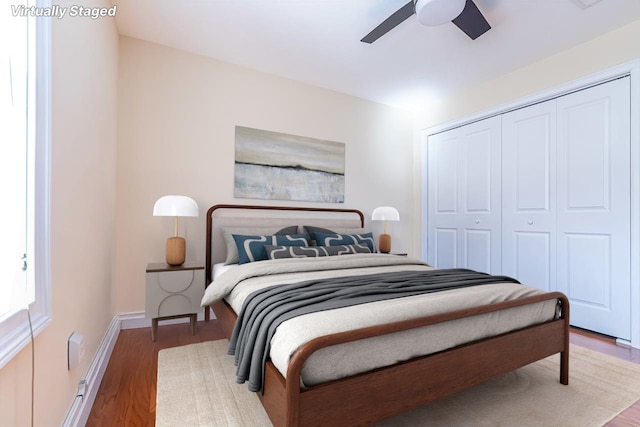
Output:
[{"xmin": 205, "ymin": 204, "xmax": 365, "ymax": 286}]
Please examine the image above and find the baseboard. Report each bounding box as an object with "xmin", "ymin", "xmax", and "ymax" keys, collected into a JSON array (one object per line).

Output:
[
  {"xmin": 119, "ymin": 311, "xmax": 208, "ymax": 330},
  {"xmin": 62, "ymin": 315, "xmax": 120, "ymax": 427},
  {"xmin": 616, "ymin": 337, "xmax": 632, "ymax": 347},
  {"xmin": 62, "ymin": 310, "xmax": 212, "ymax": 425}
]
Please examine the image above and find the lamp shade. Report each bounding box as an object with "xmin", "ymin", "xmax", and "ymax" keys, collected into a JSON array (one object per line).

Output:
[
  {"xmin": 153, "ymin": 195, "xmax": 199, "ymax": 217},
  {"xmin": 153, "ymin": 195, "xmax": 198, "ymax": 266},
  {"xmin": 415, "ymin": 0, "xmax": 466, "ymax": 26},
  {"xmin": 371, "ymin": 206, "xmax": 400, "ymax": 222}
]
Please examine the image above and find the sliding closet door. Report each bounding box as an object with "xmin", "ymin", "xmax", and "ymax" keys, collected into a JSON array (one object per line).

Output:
[
  {"xmin": 556, "ymin": 77, "xmax": 631, "ymax": 340},
  {"xmin": 427, "ymin": 116, "xmax": 502, "ymax": 274},
  {"xmin": 502, "ymin": 100, "xmax": 557, "ymax": 292}
]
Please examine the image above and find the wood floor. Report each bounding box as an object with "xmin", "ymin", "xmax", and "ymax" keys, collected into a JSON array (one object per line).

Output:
[
  {"xmin": 85, "ymin": 320, "xmax": 226, "ymax": 427},
  {"xmin": 86, "ymin": 320, "xmax": 640, "ymax": 427}
]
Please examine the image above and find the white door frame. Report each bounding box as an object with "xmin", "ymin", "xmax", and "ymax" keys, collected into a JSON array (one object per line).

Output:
[{"xmin": 421, "ymin": 59, "xmax": 640, "ymax": 348}]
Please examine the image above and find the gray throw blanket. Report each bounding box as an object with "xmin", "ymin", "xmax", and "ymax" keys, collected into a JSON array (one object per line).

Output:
[{"xmin": 228, "ymin": 268, "xmax": 520, "ymax": 392}]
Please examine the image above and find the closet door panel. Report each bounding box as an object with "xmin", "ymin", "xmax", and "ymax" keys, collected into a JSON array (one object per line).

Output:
[
  {"xmin": 434, "ymin": 228, "xmax": 457, "ymax": 268},
  {"xmin": 556, "ymin": 77, "xmax": 631, "ymax": 340},
  {"xmin": 564, "ymin": 100, "xmax": 610, "ymax": 210},
  {"xmin": 513, "ymin": 232, "xmax": 552, "ymax": 292},
  {"xmin": 434, "ymin": 137, "xmax": 458, "ymax": 214},
  {"xmin": 458, "ymin": 118, "xmax": 502, "ymax": 274},
  {"xmin": 565, "ymin": 233, "xmax": 610, "ymax": 306},
  {"xmin": 428, "ymin": 131, "xmax": 460, "ymax": 268},
  {"xmin": 502, "ymin": 100, "xmax": 557, "ymax": 292},
  {"xmin": 427, "ymin": 116, "xmax": 501, "ymax": 273},
  {"xmin": 465, "ymin": 229, "xmax": 492, "ymax": 273},
  {"xmin": 464, "ymin": 131, "xmax": 492, "ymax": 213}
]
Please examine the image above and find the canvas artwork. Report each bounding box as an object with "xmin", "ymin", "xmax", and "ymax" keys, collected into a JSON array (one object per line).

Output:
[{"xmin": 234, "ymin": 126, "xmax": 345, "ymax": 203}]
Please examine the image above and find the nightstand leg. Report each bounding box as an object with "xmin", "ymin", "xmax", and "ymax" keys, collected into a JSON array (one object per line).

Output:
[
  {"xmin": 151, "ymin": 318, "xmax": 158, "ymax": 342},
  {"xmin": 190, "ymin": 314, "xmax": 197, "ymax": 335}
]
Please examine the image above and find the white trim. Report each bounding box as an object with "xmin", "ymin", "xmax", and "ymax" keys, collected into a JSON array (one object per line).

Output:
[
  {"xmin": 33, "ymin": 0, "xmax": 53, "ymax": 326},
  {"xmin": 0, "ymin": 0, "xmax": 52, "ymax": 370},
  {"xmin": 118, "ymin": 312, "xmax": 151, "ymax": 330},
  {"xmin": 119, "ymin": 311, "xmax": 209, "ymax": 330},
  {"xmin": 0, "ymin": 310, "xmax": 50, "ymax": 369},
  {"xmin": 62, "ymin": 310, "xmax": 213, "ymax": 425},
  {"xmin": 422, "ymin": 59, "xmax": 640, "ymax": 349},
  {"xmin": 420, "ymin": 131, "xmax": 430, "ymax": 262},
  {"xmin": 629, "ymin": 60, "xmax": 640, "ymax": 350},
  {"xmin": 63, "ymin": 316, "xmax": 120, "ymax": 427},
  {"xmin": 616, "ymin": 338, "xmax": 632, "ymax": 347}
]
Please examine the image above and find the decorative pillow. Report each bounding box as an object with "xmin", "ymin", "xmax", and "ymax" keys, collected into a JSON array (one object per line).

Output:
[
  {"xmin": 313, "ymin": 232, "xmax": 376, "ymax": 253},
  {"xmin": 222, "ymin": 226, "xmax": 297, "ymax": 264},
  {"xmin": 303, "ymin": 225, "xmax": 366, "ymax": 245},
  {"xmin": 233, "ymin": 233, "xmax": 309, "ymax": 264},
  {"xmin": 265, "ymin": 244, "xmax": 371, "ymax": 259}
]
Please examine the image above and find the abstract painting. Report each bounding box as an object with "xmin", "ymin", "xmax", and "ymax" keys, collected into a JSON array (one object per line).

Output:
[{"xmin": 234, "ymin": 126, "xmax": 345, "ymax": 203}]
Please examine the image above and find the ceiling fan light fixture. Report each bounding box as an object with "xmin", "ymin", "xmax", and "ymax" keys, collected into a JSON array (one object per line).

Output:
[{"xmin": 415, "ymin": 0, "xmax": 467, "ymax": 26}]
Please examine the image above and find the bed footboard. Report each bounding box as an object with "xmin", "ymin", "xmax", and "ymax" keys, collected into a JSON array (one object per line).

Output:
[
  {"xmin": 210, "ymin": 292, "xmax": 569, "ymax": 427},
  {"xmin": 290, "ymin": 319, "xmax": 566, "ymax": 427}
]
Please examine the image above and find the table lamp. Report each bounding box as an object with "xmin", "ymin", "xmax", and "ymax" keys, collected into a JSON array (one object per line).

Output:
[
  {"xmin": 371, "ymin": 206, "xmax": 400, "ymax": 253},
  {"xmin": 153, "ymin": 195, "xmax": 199, "ymax": 266}
]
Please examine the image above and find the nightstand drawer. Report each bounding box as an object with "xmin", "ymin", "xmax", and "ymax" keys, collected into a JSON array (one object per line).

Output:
[{"xmin": 145, "ymin": 268, "xmax": 204, "ymax": 319}]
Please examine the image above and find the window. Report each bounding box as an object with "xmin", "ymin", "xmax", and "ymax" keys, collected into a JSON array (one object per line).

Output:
[{"xmin": 0, "ymin": 0, "xmax": 51, "ymax": 369}]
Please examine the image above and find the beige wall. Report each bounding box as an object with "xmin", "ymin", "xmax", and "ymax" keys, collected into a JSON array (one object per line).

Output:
[
  {"xmin": 115, "ymin": 37, "xmax": 415, "ymax": 314},
  {"xmin": 0, "ymin": 1, "xmax": 119, "ymax": 426},
  {"xmin": 417, "ymin": 19, "xmax": 640, "ymax": 130}
]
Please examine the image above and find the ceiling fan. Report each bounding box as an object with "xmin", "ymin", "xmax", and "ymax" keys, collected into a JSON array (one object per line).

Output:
[{"xmin": 361, "ymin": 0, "xmax": 491, "ymax": 44}]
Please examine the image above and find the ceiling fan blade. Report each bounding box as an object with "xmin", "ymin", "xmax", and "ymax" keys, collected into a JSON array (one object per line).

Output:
[
  {"xmin": 361, "ymin": 1, "xmax": 415, "ymax": 44},
  {"xmin": 452, "ymin": 0, "xmax": 491, "ymax": 40}
]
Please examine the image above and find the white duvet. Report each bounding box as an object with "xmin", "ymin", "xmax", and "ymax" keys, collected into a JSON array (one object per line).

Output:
[{"xmin": 202, "ymin": 254, "xmax": 559, "ymax": 387}]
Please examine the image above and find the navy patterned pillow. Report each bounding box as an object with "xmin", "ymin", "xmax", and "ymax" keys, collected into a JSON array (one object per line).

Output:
[
  {"xmin": 265, "ymin": 244, "xmax": 371, "ymax": 259},
  {"xmin": 222, "ymin": 225, "xmax": 298, "ymax": 264},
  {"xmin": 303, "ymin": 225, "xmax": 365, "ymax": 245},
  {"xmin": 233, "ymin": 234, "xmax": 309, "ymax": 264},
  {"xmin": 313, "ymin": 232, "xmax": 376, "ymax": 253}
]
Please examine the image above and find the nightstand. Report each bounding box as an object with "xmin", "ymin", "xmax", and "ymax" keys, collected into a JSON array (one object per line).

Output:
[{"xmin": 145, "ymin": 263, "xmax": 205, "ymax": 341}]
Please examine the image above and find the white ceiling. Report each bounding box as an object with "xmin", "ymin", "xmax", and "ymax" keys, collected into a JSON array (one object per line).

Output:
[{"xmin": 114, "ymin": 0, "xmax": 640, "ymax": 111}]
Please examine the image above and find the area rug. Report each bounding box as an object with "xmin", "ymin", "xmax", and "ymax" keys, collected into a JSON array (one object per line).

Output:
[{"xmin": 156, "ymin": 340, "xmax": 640, "ymax": 427}]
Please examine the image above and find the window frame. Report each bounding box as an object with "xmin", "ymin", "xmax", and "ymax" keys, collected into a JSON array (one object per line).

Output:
[{"xmin": 0, "ymin": 0, "xmax": 52, "ymax": 370}]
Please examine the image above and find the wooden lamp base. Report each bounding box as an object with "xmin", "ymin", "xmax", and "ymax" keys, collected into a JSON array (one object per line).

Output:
[
  {"xmin": 166, "ymin": 236, "xmax": 186, "ymax": 266},
  {"xmin": 378, "ymin": 234, "xmax": 391, "ymax": 253}
]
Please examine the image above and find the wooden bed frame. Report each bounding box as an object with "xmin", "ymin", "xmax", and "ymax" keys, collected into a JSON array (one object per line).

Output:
[{"xmin": 204, "ymin": 204, "xmax": 570, "ymax": 427}]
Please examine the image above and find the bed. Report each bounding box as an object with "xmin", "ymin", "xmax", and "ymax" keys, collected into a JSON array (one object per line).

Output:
[{"xmin": 202, "ymin": 204, "xmax": 570, "ymax": 427}]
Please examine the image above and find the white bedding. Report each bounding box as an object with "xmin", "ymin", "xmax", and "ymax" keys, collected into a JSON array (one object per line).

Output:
[
  {"xmin": 202, "ymin": 254, "xmax": 559, "ymax": 387},
  {"xmin": 212, "ymin": 262, "xmax": 235, "ymax": 280}
]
